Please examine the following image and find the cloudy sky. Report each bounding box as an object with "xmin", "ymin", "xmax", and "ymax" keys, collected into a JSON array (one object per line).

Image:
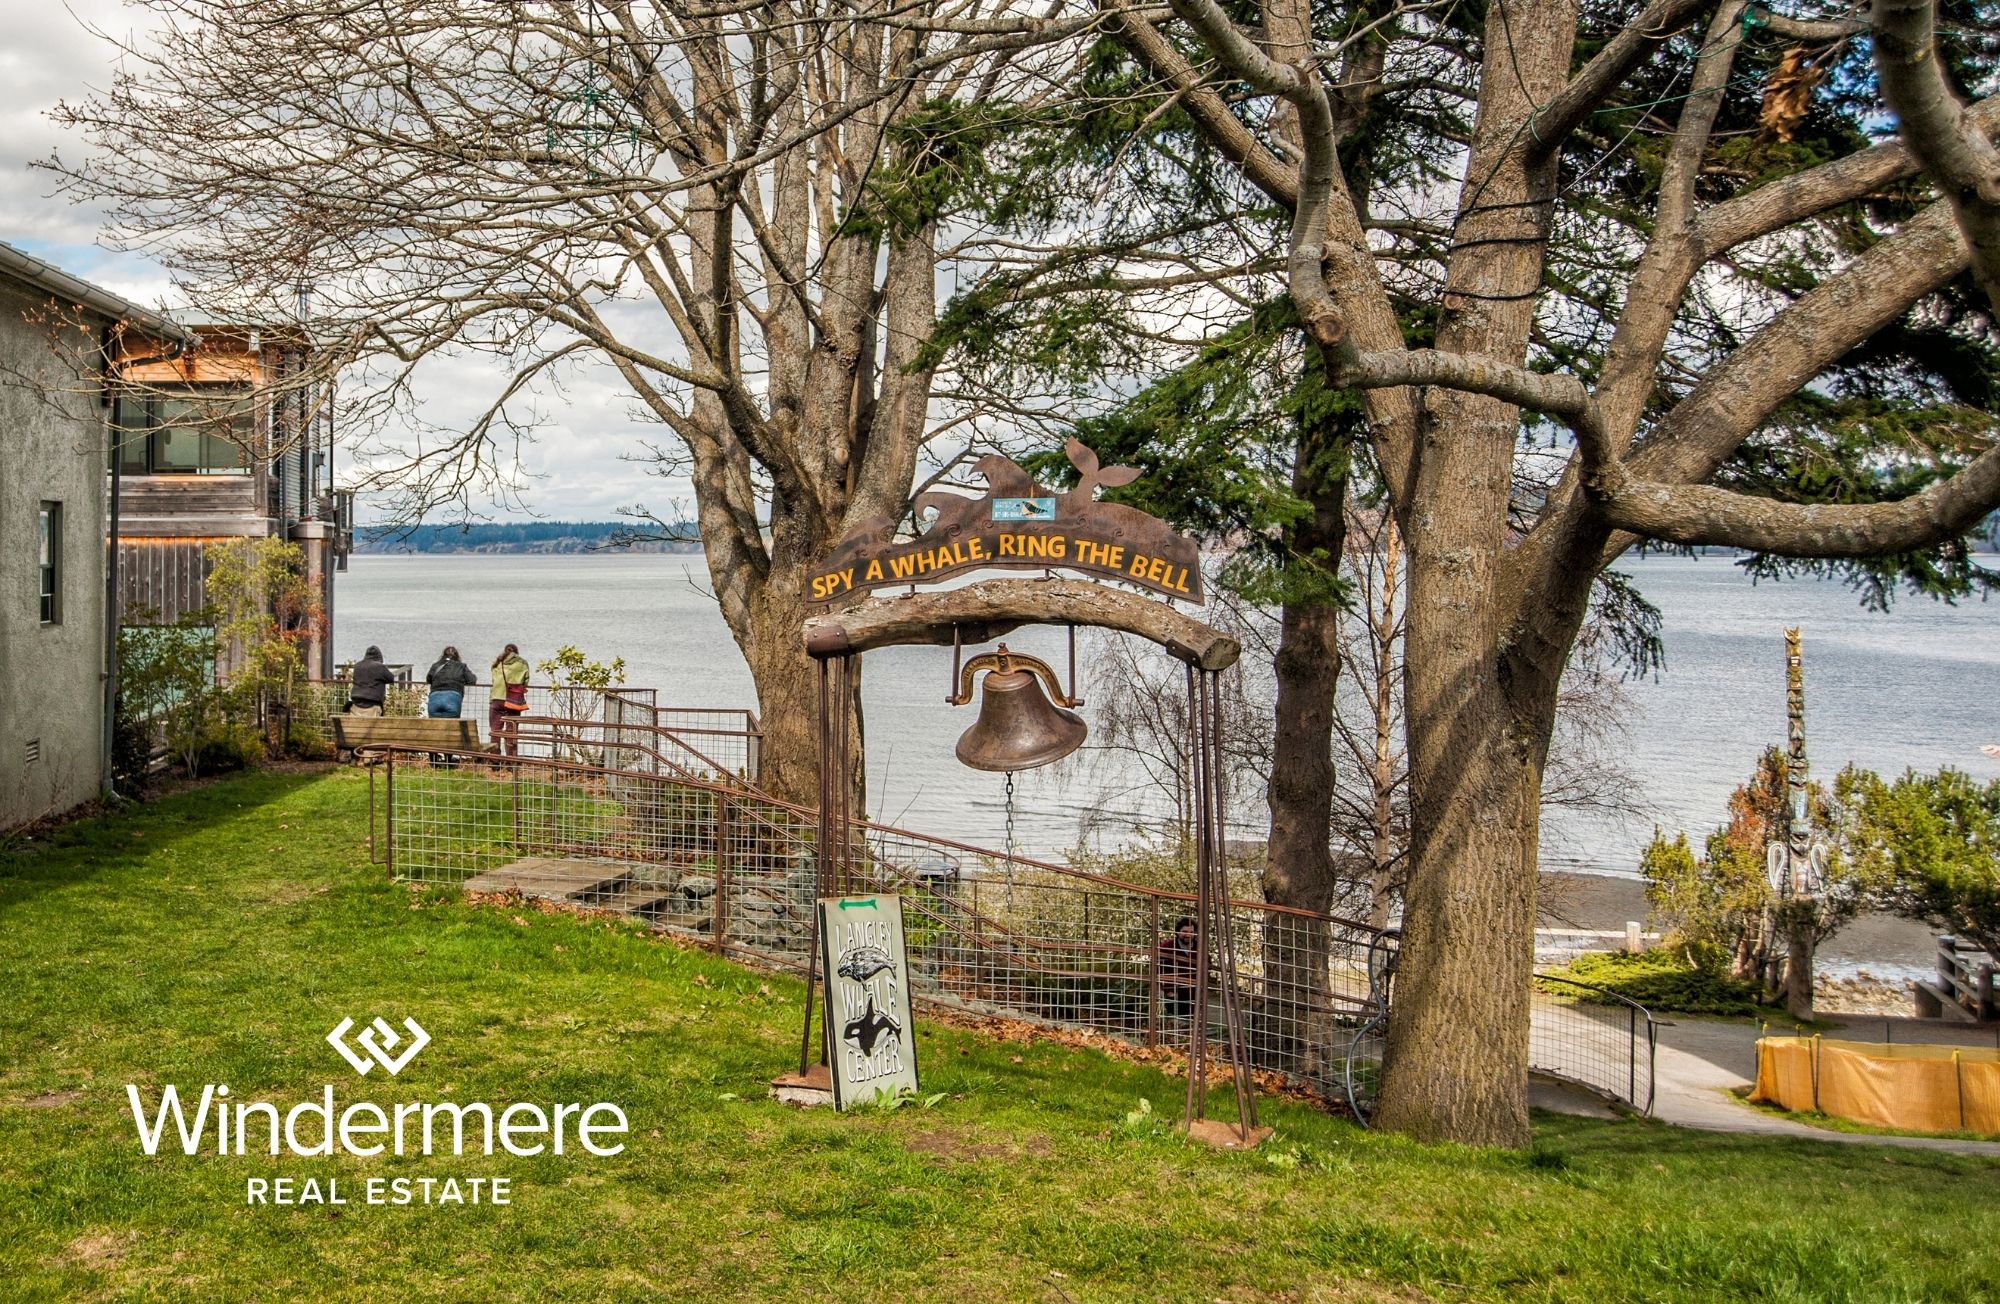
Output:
[{"xmin": 4, "ymin": 1, "xmax": 686, "ymax": 525}]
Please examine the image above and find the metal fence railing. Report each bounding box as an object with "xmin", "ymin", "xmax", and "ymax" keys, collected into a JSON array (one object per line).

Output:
[
  {"xmin": 1531, "ymin": 973, "xmax": 1660, "ymax": 1116},
  {"xmin": 289, "ymin": 681, "xmax": 761, "ymax": 784},
  {"xmin": 374, "ymin": 745, "xmax": 1394, "ymax": 1112},
  {"xmin": 508, "ymin": 718, "xmax": 749, "ymax": 788},
  {"xmin": 365, "ymin": 741, "xmax": 1656, "ymax": 1119},
  {"xmin": 606, "ymin": 691, "xmax": 763, "ymax": 782}
]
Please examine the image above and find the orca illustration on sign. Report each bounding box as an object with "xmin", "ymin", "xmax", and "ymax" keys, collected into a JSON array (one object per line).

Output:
[{"xmin": 843, "ymin": 996, "xmax": 902, "ymax": 1057}]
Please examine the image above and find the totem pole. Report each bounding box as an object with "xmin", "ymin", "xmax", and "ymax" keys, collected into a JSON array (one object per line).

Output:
[{"xmin": 1769, "ymin": 628, "xmax": 1827, "ymax": 1017}]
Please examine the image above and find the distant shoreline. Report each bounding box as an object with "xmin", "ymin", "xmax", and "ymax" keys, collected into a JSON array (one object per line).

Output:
[
  {"xmin": 353, "ymin": 541, "xmax": 704, "ymax": 556},
  {"xmin": 352, "ymin": 521, "xmax": 701, "ymax": 556}
]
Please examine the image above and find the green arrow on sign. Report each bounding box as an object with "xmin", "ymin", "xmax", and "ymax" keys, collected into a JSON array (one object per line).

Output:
[{"xmin": 837, "ymin": 897, "xmax": 878, "ymax": 910}]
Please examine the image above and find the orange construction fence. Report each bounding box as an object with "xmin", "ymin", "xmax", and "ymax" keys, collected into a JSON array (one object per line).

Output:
[{"xmin": 1752, "ymin": 1037, "xmax": 2000, "ymax": 1135}]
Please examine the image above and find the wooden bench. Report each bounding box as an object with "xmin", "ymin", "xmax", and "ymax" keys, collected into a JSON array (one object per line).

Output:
[
  {"xmin": 1914, "ymin": 934, "xmax": 1998, "ymax": 1023},
  {"xmin": 331, "ymin": 715, "xmax": 483, "ymax": 759}
]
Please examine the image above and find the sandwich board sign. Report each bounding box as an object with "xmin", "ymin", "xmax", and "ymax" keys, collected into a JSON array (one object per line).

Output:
[{"xmin": 817, "ymin": 894, "xmax": 920, "ymax": 1110}]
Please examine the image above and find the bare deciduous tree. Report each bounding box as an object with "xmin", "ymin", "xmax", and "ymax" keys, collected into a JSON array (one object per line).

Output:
[{"xmin": 47, "ymin": 0, "xmax": 1106, "ymax": 803}]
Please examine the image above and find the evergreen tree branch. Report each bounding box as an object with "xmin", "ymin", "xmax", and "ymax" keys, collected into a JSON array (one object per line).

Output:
[
  {"xmin": 1874, "ymin": 0, "xmax": 2000, "ymax": 308},
  {"xmin": 1597, "ymin": 445, "xmax": 2000, "ymax": 554},
  {"xmin": 1528, "ymin": 0, "xmax": 1715, "ymax": 160}
]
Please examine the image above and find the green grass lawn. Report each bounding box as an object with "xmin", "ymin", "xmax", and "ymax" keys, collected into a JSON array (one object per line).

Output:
[{"xmin": 3, "ymin": 770, "xmax": 1997, "ymax": 1302}]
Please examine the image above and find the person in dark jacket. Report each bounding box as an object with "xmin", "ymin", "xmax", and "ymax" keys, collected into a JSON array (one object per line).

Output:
[
  {"xmin": 1156, "ymin": 916, "xmax": 1198, "ymax": 1025},
  {"xmin": 424, "ymin": 646, "xmax": 477, "ymax": 718},
  {"xmin": 348, "ymin": 646, "xmax": 394, "ymax": 716}
]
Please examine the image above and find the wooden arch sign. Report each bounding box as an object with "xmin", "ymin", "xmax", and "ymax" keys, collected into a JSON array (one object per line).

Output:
[
  {"xmin": 804, "ymin": 577, "xmax": 1239, "ymax": 670},
  {"xmin": 807, "ymin": 441, "xmax": 1205, "ymax": 606}
]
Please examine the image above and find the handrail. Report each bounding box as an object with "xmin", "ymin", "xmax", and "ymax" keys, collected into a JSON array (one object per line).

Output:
[
  {"xmin": 367, "ymin": 743, "xmax": 1377, "ymax": 931},
  {"xmin": 504, "ymin": 725, "xmax": 715, "ymax": 788},
  {"xmin": 1532, "ymin": 971, "xmax": 1660, "ymax": 1116},
  {"xmin": 515, "ymin": 715, "xmax": 745, "ymax": 784},
  {"xmin": 1932, "ymin": 935, "xmax": 1999, "ymax": 1020}
]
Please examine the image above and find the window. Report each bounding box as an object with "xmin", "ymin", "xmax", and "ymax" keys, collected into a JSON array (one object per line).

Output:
[
  {"xmin": 37, "ymin": 502, "xmax": 61, "ymax": 625},
  {"xmin": 113, "ymin": 389, "xmax": 253, "ymax": 475}
]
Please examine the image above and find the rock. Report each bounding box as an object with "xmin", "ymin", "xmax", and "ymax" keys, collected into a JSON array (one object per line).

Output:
[{"xmin": 680, "ymin": 875, "xmax": 717, "ymax": 899}]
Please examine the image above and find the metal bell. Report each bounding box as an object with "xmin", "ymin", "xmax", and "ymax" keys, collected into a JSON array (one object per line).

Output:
[{"xmin": 950, "ymin": 645, "xmax": 1087, "ymax": 773}]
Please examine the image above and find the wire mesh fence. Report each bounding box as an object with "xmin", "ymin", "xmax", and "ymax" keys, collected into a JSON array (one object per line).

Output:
[
  {"xmin": 371, "ymin": 744, "xmax": 1654, "ymax": 1116},
  {"xmin": 377, "ymin": 746, "xmax": 1395, "ymax": 1107},
  {"xmin": 1530, "ymin": 973, "xmax": 1659, "ymax": 1114},
  {"xmin": 606, "ymin": 694, "xmax": 763, "ymax": 781},
  {"xmin": 289, "ymin": 679, "xmax": 428, "ymax": 742}
]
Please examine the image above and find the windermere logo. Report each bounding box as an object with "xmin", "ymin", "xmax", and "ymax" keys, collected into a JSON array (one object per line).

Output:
[
  {"xmin": 124, "ymin": 1017, "xmax": 630, "ymax": 1207},
  {"xmin": 326, "ymin": 1016, "xmax": 430, "ymax": 1076}
]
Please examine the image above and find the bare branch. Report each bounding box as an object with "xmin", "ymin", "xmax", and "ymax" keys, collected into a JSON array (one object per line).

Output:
[
  {"xmin": 1628, "ymin": 203, "xmax": 1971, "ymax": 487},
  {"xmin": 1599, "ymin": 447, "xmax": 2000, "ymax": 555},
  {"xmin": 1528, "ymin": 0, "xmax": 1713, "ymax": 159},
  {"xmin": 1335, "ymin": 348, "xmax": 1610, "ymax": 469},
  {"xmin": 1166, "ymin": 0, "xmax": 1347, "ymax": 345},
  {"xmin": 1097, "ymin": 3, "xmax": 1300, "ymax": 210},
  {"xmin": 1874, "ymin": 0, "xmax": 2000, "ymax": 306}
]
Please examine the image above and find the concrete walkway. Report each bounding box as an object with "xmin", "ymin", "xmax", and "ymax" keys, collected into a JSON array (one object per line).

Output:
[{"xmin": 1541, "ymin": 1015, "xmax": 2000, "ymax": 1156}]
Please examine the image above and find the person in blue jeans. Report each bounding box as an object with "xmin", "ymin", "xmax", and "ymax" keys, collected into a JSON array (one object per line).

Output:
[{"xmin": 424, "ymin": 646, "xmax": 478, "ymax": 718}]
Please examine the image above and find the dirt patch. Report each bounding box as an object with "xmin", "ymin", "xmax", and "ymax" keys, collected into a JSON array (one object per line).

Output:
[
  {"xmin": 918, "ymin": 1006, "xmax": 1345, "ymax": 1114},
  {"xmin": 463, "ymin": 887, "xmax": 628, "ymax": 926},
  {"xmin": 262, "ymin": 881, "xmax": 328, "ymax": 906},
  {"xmin": 18, "ymin": 1089, "xmax": 84, "ymax": 1109},
  {"xmin": 62, "ymin": 1230, "xmax": 139, "ymax": 1268},
  {"xmin": 261, "ymin": 760, "xmax": 338, "ymax": 776},
  {"xmin": 901, "ymin": 1128, "xmax": 1053, "ymax": 1162}
]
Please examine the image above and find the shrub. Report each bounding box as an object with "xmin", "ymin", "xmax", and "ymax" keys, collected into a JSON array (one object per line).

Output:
[
  {"xmin": 283, "ymin": 720, "xmax": 335, "ymax": 761},
  {"xmin": 188, "ymin": 719, "xmax": 265, "ymax": 775},
  {"xmin": 111, "ymin": 699, "xmax": 156, "ymax": 790},
  {"xmin": 1841, "ymin": 766, "xmax": 2000, "ymax": 958},
  {"xmin": 1541, "ymin": 950, "xmax": 1771, "ymax": 1018}
]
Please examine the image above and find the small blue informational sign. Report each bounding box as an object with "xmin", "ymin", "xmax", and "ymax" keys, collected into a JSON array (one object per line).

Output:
[
  {"xmin": 817, "ymin": 894, "xmax": 920, "ymax": 1110},
  {"xmin": 990, "ymin": 496, "xmax": 1057, "ymax": 522}
]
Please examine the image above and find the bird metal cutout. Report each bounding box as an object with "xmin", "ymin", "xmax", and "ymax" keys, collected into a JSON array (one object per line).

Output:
[{"xmin": 808, "ymin": 439, "xmax": 1202, "ymax": 603}]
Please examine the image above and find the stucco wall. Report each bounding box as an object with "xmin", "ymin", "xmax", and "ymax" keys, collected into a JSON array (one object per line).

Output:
[{"xmin": 0, "ymin": 280, "xmax": 110, "ymax": 827}]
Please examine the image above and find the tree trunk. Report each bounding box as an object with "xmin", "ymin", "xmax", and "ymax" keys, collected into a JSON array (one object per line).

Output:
[
  {"xmin": 735, "ymin": 566, "xmax": 868, "ymax": 812},
  {"xmin": 1375, "ymin": 683, "xmax": 1547, "ymax": 1146},
  {"xmin": 1370, "ymin": 0, "xmax": 1578, "ymax": 1148},
  {"xmin": 1259, "ymin": 434, "xmax": 1347, "ymax": 1070},
  {"xmin": 1729, "ymin": 926, "xmax": 1761, "ymax": 983},
  {"xmin": 1785, "ymin": 930, "xmax": 1815, "ymax": 1019},
  {"xmin": 1366, "ymin": 517, "xmax": 1402, "ymax": 931}
]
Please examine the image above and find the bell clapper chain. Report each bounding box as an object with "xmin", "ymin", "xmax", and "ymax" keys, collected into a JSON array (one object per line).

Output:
[{"xmin": 1003, "ymin": 770, "xmax": 1017, "ymax": 913}]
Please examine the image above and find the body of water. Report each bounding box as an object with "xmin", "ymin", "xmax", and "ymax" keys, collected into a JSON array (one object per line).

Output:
[{"xmin": 334, "ymin": 552, "xmax": 2000, "ymax": 871}]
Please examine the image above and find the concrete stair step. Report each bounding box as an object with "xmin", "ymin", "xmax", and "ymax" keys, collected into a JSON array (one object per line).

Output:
[{"xmin": 464, "ymin": 856, "xmax": 640, "ymax": 903}]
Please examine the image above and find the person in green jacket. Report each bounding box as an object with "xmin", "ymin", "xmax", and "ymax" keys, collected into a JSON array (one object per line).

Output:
[{"xmin": 488, "ymin": 644, "xmax": 530, "ymax": 756}]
